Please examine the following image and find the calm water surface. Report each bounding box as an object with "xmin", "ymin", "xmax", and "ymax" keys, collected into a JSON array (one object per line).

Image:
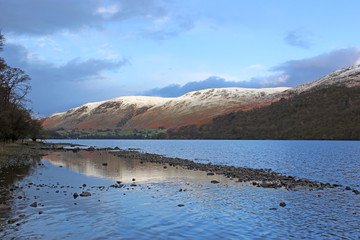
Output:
[
  {"xmin": 0, "ymin": 140, "xmax": 359, "ymax": 239},
  {"xmin": 51, "ymin": 139, "xmax": 360, "ymax": 187}
]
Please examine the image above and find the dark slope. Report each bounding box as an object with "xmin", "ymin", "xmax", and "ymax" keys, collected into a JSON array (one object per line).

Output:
[{"xmin": 167, "ymin": 86, "xmax": 360, "ymax": 140}]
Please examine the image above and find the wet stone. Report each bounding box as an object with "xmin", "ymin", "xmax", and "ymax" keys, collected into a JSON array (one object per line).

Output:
[
  {"xmin": 80, "ymin": 191, "xmax": 91, "ymax": 197},
  {"xmin": 211, "ymin": 180, "xmax": 220, "ymax": 184},
  {"xmin": 279, "ymin": 202, "xmax": 286, "ymax": 207},
  {"xmin": 30, "ymin": 201, "xmax": 38, "ymax": 207},
  {"xmin": 8, "ymin": 218, "xmax": 19, "ymax": 224}
]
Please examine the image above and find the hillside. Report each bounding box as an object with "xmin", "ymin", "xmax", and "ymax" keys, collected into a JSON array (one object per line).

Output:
[
  {"xmin": 42, "ymin": 87, "xmax": 289, "ymax": 132},
  {"xmin": 167, "ymin": 65, "xmax": 360, "ymax": 140}
]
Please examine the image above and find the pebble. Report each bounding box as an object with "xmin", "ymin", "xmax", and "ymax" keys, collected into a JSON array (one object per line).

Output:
[
  {"xmin": 30, "ymin": 201, "xmax": 38, "ymax": 207},
  {"xmin": 8, "ymin": 218, "xmax": 19, "ymax": 224},
  {"xmin": 80, "ymin": 191, "xmax": 91, "ymax": 197},
  {"xmin": 279, "ymin": 202, "xmax": 286, "ymax": 207},
  {"xmin": 211, "ymin": 180, "xmax": 220, "ymax": 184}
]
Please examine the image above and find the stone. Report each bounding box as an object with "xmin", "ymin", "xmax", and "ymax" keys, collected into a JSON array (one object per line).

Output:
[
  {"xmin": 353, "ymin": 190, "xmax": 360, "ymax": 195},
  {"xmin": 260, "ymin": 182, "xmax": 277, "ymax": 188},
  {"xmin": 279, "ymin": 202, "xmax": 286, "ymax": 207},
  {"xmin": 73, "ymin": 192, "xmax": 79, "ymax": 199},
  {"xmin": 177, "ymin": 204, "xmax": 185, "ymax": 207},
  {"xmin": 345, "ymin": 186, "xmax": 351, "ymax": 190},
  {"xmin": 207, "ymin": 172, "xmax": 214, "ymax": 176},
  {"xmin": 102, "ymin": 163, "xmax": 108, "ymax": 166},
  {"xmin": 30, "ymin": 201, "xmax": 37, "ymax": 207},
  {"xmin": 82, "ymin": 184, "xmax": 86, "ymax": 187},
  {"xmin": 211, "ymin": 180, "xmax": 220, "ymax": 184},
  {"xmin": 80, "ymin": 191, "xmax": 91, "ymax": 197},
  {"xmin": 8, "ymin": 218, "xmax": 19, "ymax": 224},
  {"xmin": 39, "ymin": 211, "xmax": 44, "ymax": 214}
]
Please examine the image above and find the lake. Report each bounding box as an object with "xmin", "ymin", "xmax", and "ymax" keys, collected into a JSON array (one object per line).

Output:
[{"xmin": 0, "ymin": 140, "xmax": 359, "ymax": 239}]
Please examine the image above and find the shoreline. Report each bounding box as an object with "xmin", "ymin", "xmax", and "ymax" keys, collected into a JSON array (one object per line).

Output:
[{"xmin": 1, "ymin": 141, "xmax": 359, "ymax": 194}]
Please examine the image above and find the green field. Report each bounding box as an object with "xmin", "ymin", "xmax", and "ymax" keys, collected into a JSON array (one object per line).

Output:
[{"xmin": 48, "ymin": 128, "xmax": 167, "ymax": 139}]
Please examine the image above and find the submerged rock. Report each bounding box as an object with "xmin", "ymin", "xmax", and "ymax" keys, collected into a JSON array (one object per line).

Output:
[
  {"xmin": 80, "ymin": 191, "xmax": 91, "ymax": 197},
  {"xmin": 30, "ymin": 201, "xmax": 37, "ymax": 207},
  {"xmin": 279, "ymin": 202, "xmax": 286, "ymax": 207}
]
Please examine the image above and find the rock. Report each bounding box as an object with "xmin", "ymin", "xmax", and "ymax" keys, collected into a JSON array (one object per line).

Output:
[
  {"xmin": 260, "ymin": 182, "xmax": 277, "ymax": 188},
  {"xmin": 39, "ymin": 211, "xmax": 44, "ymax": 214},
  {"xmin": 73, "ymin": 192, "xmax": 79, "ymax": 199},
  {"xmin": 30, "ymin": 201, "xmax": 37, "ymax": 207},
  {"xmin": 0, "ymin": 204, "xmax": 10, "ymax": 211},
  {"xmin": 8, "ymin": 218, "xmax": 19, "ymax": 224},
  {"xmin": 345, "ymin": 186, "xmax": 351, "ymax": 190},
  {"xmin": 116, "ymin": 181, "xmax": 122, "ymax": 184},
  {"xmin": 269, "ymin": 208, "xmax": 277, "ymax": 210},
  {"xmin": 279, "ymin": 202, "xmax": 286, "ymax": 207},
  {"xmin": 177, "ymin": 204, "xmax": 185, "ymax": 207},
  {"xmin": 80, "ymin": 191, "xmax": 91, "ymax": 197},
  {"xmin": 179, "ymin": 189, "xmax": 183, "ymax": 192},
  {"xmin": 132, "ymin": 178, "xmax": 136, "ymax": 181},
  {"xmin": 353, "ymin": 190, "xmax": 360, "ymax": 195},
  {"xmin": 207, "ymin": 173, "xmax": 214, "ymax": 176},
  {"xmin": 130, "ymin": 183, "xmax": 137, "ymax": 187},
  {"xmin": 102, "ymin": 163, "xmax": 108, "ymax": 166},
  {"xmin": 211, "ymin": 180, "xmax": 220, "ymax": 184}
]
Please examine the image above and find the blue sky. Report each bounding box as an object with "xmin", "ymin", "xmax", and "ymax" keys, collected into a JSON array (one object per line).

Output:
[{"xmin": 1, "ymin": 0, "xmax": 360, "ymax": 117}]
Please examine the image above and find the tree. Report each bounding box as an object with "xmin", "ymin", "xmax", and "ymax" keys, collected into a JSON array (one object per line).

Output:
[
  {"xmin": 0, "ymin": 31, "xmax": 42, "ymax": 142},
  {"xmin": 0, "ymin": 65, "xmax": 31, "ymax": 108}
]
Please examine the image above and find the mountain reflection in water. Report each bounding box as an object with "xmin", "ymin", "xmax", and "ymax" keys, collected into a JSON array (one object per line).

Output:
[{"xmin": 43, "ymin": 150, "xmax": 231, "ymax": 184}]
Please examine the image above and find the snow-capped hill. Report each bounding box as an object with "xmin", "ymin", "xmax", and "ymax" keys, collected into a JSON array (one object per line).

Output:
[
  {"xmin": 42, "ymin": 87, "xmax": 289, "ymax": 130},
  {"xmin": 50, "ymin": 96, "xmax": 170, "ymax": 119},
  {"xmin": 289, "ymin": 64, "xmax": 360, "ymax": 95}
]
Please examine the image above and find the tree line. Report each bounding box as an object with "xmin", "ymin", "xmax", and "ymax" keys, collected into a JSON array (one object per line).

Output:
[{"xmin": 0, "ymin": 32, "xmax": 43, "ymax": 142}]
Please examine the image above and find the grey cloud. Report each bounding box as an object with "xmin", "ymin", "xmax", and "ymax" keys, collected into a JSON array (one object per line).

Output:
[
  {"xmin": 284, "ymin": 30, "xmax": 311, "ymax": 49},
  {"xmin": 144, "ymin": 76, "xmax": 265, "ymax": 97},
  {"xmin": 270, "ymin": 47, "xmax": 360, "ymax": 86},
  {"xmin": 145, "ymin": 47, "xmax": 360, "ymax": 97},
  {"xmin": 1, "ymin": 43, "xmax": 128, "ymax": 116},
  {"xmin": 0, "ymin": 0, "xmax": 190, "ymax": 38}
]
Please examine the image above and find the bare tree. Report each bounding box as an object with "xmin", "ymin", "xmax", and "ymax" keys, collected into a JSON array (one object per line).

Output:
[{"xmin": 0, "ymin": 66, "xmax": 31, "ymax": 108}]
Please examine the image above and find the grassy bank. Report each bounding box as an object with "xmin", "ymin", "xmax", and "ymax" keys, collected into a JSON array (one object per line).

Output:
[{"xmin": 0, "ymin": 141, "xmax": 46, "ymax": 170}]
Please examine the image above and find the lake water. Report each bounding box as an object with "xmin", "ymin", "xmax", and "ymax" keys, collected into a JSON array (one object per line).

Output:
[{"xmin": 1, "ymin": 140, "xmax": 359, "ymax": 239}]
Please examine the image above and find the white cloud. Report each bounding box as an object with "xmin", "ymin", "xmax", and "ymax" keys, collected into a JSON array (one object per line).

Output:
[{"xmin": 97, "ymin": 5, "xmax": 120, "ymax": 18}]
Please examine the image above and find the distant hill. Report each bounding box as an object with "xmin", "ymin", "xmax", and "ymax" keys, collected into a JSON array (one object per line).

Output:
[
  {"xmin": 41, "ymin": 87, "xmax": 289, "ymax": 132},
  {"xmin": 42, "ymin": 64, "xmax": 360, "ymax": 140},
  {"xmin": 167, "ymin": 65, "xmax": 360, "ymax": 140}
]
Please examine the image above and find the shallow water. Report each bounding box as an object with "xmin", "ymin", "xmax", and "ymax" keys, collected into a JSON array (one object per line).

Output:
[
  {"xmin": 0, "ymin": 140, "xmax": 359, "ymax": 239},
  {"xmin": 50, "ymin": 139, "xmax": 360, "ymax": 187}
]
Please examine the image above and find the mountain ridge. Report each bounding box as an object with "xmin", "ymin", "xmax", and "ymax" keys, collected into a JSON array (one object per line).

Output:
[
  {"xmin": 42, "ymin": 87, "xmax": 290, "ymax": 130},
  {"xmin": 42, "ymin": 64, "xmax": 360, "ymax": 139}
]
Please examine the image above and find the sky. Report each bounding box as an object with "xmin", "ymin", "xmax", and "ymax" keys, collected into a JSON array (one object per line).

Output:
[{"xmin": 1, "ymin": 0, "xmax": 360, "ymax": 117}]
